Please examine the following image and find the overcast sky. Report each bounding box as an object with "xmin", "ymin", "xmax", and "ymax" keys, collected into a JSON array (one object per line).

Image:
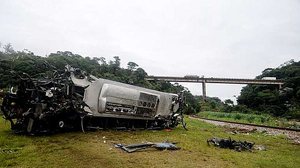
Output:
[{"xmin": 0, "ymin": 0, "xmax": 299, "ymax": 101}]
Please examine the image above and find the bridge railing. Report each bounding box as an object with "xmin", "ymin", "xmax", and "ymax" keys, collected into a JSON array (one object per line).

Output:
[{"xmin": 145, "ymin": 76, "xmax": 284, "ymax": 85}]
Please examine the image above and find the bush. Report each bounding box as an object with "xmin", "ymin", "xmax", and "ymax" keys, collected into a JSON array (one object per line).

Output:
[
  {"xmin": 222, "ymin": 105, "xmax": 233, "ymax": 113},
  {"xmin": 285, "ymin": 108, "xmax": 300, "ymax": 120},
  {"xmin": 263, "ymin": 105, "xmax": 285, "ymax": 116},
  {"xmin": 246, "ymin": 115, "xmax": 255, "ymax": 123},
  {"xmin": 233, "ymin": 114, "xmax": 242, "ymax": 120},
  {"xmin": 260, "ymin": 116, "xmax": 266, "ymax": 123},
  {"xmin": 215, "ymin": 113, "xmax": 226, "ymax": 118},
  {"xmin": 232, "ymin": 105, "xmax": 253, "ymax": 113}
]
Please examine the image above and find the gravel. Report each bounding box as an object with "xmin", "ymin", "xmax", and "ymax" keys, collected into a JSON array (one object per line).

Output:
[{"xmin": 190, "ymin": 116, "xmax": 300, "ymax": 144}]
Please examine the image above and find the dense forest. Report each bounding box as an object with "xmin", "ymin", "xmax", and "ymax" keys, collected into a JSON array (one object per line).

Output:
[
  {"xmin": 0, "ymin": 43, "xmax": 299, "ymax": 119},
  {"xmin": 238, "ymin": 60, "xmax": 300, "ymax": 119},
  {"xmin": 0, "ymin": 43, "xmax": 201, "ymax": 114}
]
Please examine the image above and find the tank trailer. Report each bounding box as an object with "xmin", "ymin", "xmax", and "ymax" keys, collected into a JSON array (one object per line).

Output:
[{"xmin": 1, "ymin": 66, "xmax": 186, "ymax": 134}]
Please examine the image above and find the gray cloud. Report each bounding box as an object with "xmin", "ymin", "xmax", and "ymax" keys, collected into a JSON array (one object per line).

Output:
[{"xmin": 1, "ymin": 0, "xmax": 299, "ymax": 101}]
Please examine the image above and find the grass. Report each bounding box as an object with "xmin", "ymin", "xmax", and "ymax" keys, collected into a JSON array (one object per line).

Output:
[
  {"xmin": 198, "ymin": 111, "xmax": 300, "ymax": 129},
  {"xmin": 0, "ymin": 117, "xmax": 299, "ymax": 168}
]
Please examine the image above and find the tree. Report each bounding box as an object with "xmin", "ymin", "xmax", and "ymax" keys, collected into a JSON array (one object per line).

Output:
[
  {"xmin": 98, "ymin": 57, "xmax": 107, "ymax": 65},
  {"xmin": 3, "ymin": 43, "xmax": 15, "ymax": 54},
  {"xmin": 112, "ymin": 56, "xmax": 120, "ymax": 67},
  {"xmin": 224, "ymin": 99, "xmax": 234, "ymax": 106},
  {"xmin": 238, "ymin": 60, "xmax": 300, "ymax": 119},
  {"xmin": 0, "ymin": 43, "xmax": 217, "ymax": 116},
  {"xmin": 132, "ymin": 68, "xmax": 147, "ymax": 84},
  {"xmin": 127, "ymin": 62, "xmax": 138, "ymax": 71}
]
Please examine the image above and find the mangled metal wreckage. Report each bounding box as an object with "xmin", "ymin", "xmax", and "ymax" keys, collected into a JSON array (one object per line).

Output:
[{"xmin": 1, "ymin": 65, "xmax": 185, "ymax": 134}]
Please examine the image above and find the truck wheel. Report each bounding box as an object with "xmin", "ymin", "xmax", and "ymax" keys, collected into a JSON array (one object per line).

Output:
[{"xmin": 58, "ymin": 120, "xmax": 65, "ymax": 128}]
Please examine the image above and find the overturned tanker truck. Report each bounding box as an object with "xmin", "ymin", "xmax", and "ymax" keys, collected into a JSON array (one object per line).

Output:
[{"xmin": 1, "ymin": 65, "xmax": 186, "ymax": 134}]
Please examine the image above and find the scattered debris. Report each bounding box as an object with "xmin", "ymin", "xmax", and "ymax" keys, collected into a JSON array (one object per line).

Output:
[
  {"xmin": 207, "ymin": 137, "xmax": 254, "ymax": 152},
  {"xmin": 226, "ymin": 127, "xmax": 257, "ymax": 135},
  {"xmin": 193, "ymin": 117, "xmax": 300, "ymax": 144},
  {"xmin": 0, "ymin": 148, "xmax": 21, "ymax": 154},
  {"xmin": 114, "ymin": 142, "xmax": 180, "ymax": 153},
  {"xmin": 254, "ymin": 145, "xmax": 267, "ymax": 151}
]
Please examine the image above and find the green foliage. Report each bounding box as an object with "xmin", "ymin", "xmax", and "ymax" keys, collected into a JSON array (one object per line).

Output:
[
  {"xmin": 200, "ymin": 97, "xmax": 224, "ymax": 112},
  {"xmin": 1, "ymin": 117, "xmax": 300, "ymax": 168},
  {"xmin": 0, "ymin": 43, "xmax": 201, "ymax": 114},
  {"xmin": 238, "ymin": 60, "xmax": 300, "ymax": 119},
  {"xmin": 1, "ymin": 43, "xmax": 298, "ymax": 118},
  {"xmin": 234, "ymin": 113, "xmax": 242, "ymax": 120},
  {"xmin": 198, "ymin": 111, "xmax": 300, "ymax": 129},
  {"xmin": 127, "ymin": 61, "xmax": 138, "ymax": 71},
  {"xmin": 224, "ymin": 99, "xmax": 233, "ymax": 106},
  {"xmin": 246, "ymin": 115, "xmax": 255, "ymax": 123}
]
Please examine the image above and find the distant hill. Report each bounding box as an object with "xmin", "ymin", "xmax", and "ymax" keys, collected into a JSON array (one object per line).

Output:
[
  {"xmin": 0, "ymin": 44, "xmax": 200, "ymax": 114},
  {"xmin": 1, "ymin": 44, "xmax": 299, "ymax": 119},
  {"xmin": 238, "ymin": 60, "xmax": 300, "ymax": 119}
]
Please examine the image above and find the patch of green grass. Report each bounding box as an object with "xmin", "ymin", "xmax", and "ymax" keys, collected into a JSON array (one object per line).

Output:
[
  {"xmin": 198, "ymin": 111, "xmax": 300, "ymax": 129},
  {"xmin": 0, "ymin": 117, "xmax": 299, "ymax": 168}
]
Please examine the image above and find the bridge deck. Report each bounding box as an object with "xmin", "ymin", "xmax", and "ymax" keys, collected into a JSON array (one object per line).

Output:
[{"xmin": 145, "ymin": 76, "xmax": 284, "ymax": 85}]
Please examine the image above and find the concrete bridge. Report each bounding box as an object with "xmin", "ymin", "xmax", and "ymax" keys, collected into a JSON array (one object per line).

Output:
[{"xmin": 145, "ymin": 76, "xmax": 284, "ymax": 100}]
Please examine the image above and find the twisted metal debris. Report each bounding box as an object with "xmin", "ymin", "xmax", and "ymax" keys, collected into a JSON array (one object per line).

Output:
[
  {"xmin": 115, "ymin": 142, "xmax": 180, "ymax": 153},
  {"xmin": 207, "ymin": 137, "xmax": 254, "ymax": 152}
]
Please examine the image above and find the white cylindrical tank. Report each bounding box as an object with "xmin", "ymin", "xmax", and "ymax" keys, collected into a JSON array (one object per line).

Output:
[{"xmin": 83, "ymin": 78, "xmax": 178, "ymax": 120}]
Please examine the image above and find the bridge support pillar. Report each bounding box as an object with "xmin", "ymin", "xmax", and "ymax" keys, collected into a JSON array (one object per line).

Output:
[{"xmin": 202, "ymin": 82, "xmax": 206, "ymax": 101}]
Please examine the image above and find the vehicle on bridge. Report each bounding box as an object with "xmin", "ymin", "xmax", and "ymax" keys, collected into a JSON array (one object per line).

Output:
[
  {"xmin": 184, "ymin": 75, "xmax": 199, "ymax": 78},
  {"xmin": 262, "ymin": 77, "xmax": 277, "ymax": 80}
]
